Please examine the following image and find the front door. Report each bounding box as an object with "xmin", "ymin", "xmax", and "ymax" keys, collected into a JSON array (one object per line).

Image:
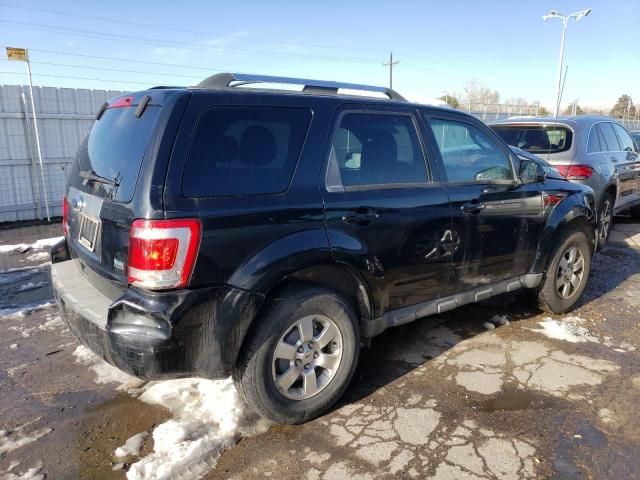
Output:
[
  {"xmin": 422, "ymin": 113, "xmax": 544, "ymax": 290},
  {"xmin": 322, "ymin": 106, "xmax": 454, "ymax": 316}
]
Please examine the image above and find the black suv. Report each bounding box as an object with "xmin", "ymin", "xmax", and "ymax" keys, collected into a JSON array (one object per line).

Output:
[{"xmin": 52, "ymin": 73, "xmax": 597, "ymax": 423}]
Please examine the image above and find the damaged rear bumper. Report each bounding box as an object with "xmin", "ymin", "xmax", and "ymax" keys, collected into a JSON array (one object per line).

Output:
[{"xmin": 51, "ymin": 244, "xmax": 263, "ymax": 380}]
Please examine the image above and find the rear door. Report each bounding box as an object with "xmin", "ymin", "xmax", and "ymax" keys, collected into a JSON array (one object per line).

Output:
[
  {"xmin": 422, "ymin": 112, "xmax": 544, "ymax": 290},
  {"xmin": 322, "ymin": 105, "xmax": 453, "ymax": 315},
  {"xmin": 610, "ymin": 122, "xmax": 640, "ymax": 210}
]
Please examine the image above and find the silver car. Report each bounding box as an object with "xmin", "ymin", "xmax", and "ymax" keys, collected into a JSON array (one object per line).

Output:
[{"xmin": 491, "ymin": 115, "xmax": 640, "ymax": 245}]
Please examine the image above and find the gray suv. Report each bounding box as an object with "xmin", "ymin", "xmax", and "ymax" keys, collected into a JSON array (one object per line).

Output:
[{"xmin": 491, "ymin": 116, "xmax": 640, "ymax": 245}]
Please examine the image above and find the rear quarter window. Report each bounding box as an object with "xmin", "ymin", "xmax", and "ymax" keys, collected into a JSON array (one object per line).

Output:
[{"xmin": 182, "ymin": 106, "xmax": 311, "ymax": 197}]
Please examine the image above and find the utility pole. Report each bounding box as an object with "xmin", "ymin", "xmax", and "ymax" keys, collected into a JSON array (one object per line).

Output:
[{"xmin": 383, "ymin": 52, "xmax": 399, "ymax": 90}]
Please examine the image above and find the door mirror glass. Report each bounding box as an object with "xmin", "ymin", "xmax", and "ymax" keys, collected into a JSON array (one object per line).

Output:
[{"xmin": 520, "ymin": 160, "xmax": 546, "ymax": 184}]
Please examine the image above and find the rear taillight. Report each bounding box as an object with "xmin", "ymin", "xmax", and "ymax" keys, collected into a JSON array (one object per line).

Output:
[
  {"xmin": 63, "ymin": 196, "xmax": 70, "ymax": 236},
  {"xmin": 127, "ymin": 219, "xmax": 201, "ymax": 290},
  {"xmin": 556, "ymin": 164, "xmax": 593, "ymax": 180}
]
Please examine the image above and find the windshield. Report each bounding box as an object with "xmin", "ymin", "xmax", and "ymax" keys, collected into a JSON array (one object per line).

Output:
[
  {"xmin": 491, "ymin": 125, "xmax": 573, "ymax": 154},
  {"xmin": 76, "ymin": 105, "xmax": 161, "ymax": 201}
]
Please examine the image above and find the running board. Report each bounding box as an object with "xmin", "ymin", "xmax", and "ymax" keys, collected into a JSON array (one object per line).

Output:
[{"xmin": 362, "ymin": 273, "xmax": 542, "ymax": 338}]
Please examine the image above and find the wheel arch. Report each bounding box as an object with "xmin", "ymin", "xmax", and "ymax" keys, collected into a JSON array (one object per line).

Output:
[
  {"xmin": 234, "ymin": 263, "xmax": 373, "ymax": 361},
  {"xmin": 533, "ymin": 194, "xmax": 596, "ymax": 274}
]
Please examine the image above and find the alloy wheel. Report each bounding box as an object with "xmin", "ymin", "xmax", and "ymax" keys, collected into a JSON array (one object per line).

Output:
[
  {"xmin": 556, "ymin": 246, "xmax": 585, "ymax": 299},
  {"xmin": 599, "ymin": 199, "xmax": 612, "ymax": 243},
  {"xmin": 271, "ymin": 315, "xmax": 343, "ymax": 400}
]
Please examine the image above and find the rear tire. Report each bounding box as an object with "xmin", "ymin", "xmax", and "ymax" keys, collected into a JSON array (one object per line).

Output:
[
  {"xmin": 536, "ymin": 229, "xmax": 592, "ymax": 314},
  {"xmin": 234, "ymin": 286, "xmax": 360, "ymax": 424},
  {"xmin": 597, "ymin": 193, "xmax": 614, "ymax": 248}
]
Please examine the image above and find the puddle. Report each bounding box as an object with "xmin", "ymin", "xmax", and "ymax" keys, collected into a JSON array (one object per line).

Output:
[{"xmin": 478, "ymin": 388, "xmax": 560, "ymax": 412}]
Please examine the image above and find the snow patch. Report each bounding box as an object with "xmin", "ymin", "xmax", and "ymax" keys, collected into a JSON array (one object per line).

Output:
[
  {"xmin": 126, "ymin": 378, "xmax": 270, "ymax": 480},
  {"xmin": 2, "ymin": 461, "xmax": 44, "ymax": 480},
  {"xmin": 0, "ymin": 419, "xmax": 52, "ymax": 455},
  {"xmin": 0, "ymin": 301, "xmax": 55, "ymax": 319},
  {"xmin": 72, "ymin": 345, "xmax": 134, "ymax": 386},
  {"xmin": 115, "ymin": 432, "xmax": 148, "ymax": 458},
  {"xmin": 7, "ymin": 313, "xmax": 65, "ymax": 338},
  {"xmin": 0, "ymin": 236, "xmax": 63, "ymax": 254},
  {"xmin": 530, "ymin": 317, "xmax": 598, "ymax": 343}
]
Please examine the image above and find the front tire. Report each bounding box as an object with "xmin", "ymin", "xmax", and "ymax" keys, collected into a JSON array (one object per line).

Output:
[
  {"xmin": 234, "ymin": 286, "xmax": 360, "ymax": 424},
  {"xmin": 537, "ymin": 229, "xmax": 592, "ymax": 314}
]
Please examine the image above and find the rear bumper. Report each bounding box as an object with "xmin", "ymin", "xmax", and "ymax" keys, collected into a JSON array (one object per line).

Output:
[{"xmin": 51, "ymin": 246, "xmax": 263, "ymax": 380}]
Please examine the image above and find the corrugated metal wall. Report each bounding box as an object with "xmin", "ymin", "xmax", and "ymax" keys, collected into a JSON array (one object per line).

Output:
[
  {"xmin": 1, "ymin": 84, "xmax": 638, "ymax": 223},
  {"xmin": 0, "ymin": 85, "xmax": 124, "ymax": 223}
]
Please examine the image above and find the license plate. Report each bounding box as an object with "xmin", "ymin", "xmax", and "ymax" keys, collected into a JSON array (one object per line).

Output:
[{"xmin": 78, "ymin": 214, "xmax": 100, "ymax": 252}]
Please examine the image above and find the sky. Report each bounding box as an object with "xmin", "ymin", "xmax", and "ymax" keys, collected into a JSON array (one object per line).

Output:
[{"xmin": 0, "ymin": 0, "xmax": 638, "ymax": 111}]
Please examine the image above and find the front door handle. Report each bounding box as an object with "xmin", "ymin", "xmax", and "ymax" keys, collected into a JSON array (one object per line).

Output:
[
  {"xmin": 342, "ymin": 207, "xmax": 379, "ymax": 225},
  {"xmin": 461, "ymin": 202, "xmax": 486, "ymax": 214}
]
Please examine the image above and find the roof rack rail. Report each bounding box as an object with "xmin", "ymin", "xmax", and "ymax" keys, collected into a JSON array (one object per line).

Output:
[{"xmin": 196, "ymin": 73, "xmax": 406, "ymax": 101}]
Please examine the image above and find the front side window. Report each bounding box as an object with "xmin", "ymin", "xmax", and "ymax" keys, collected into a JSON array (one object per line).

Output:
[
  {"xmin": 430, "ymin": 118, "xmax": 514, "ymax": 183},
  {"xmin": 329, "ymin": 113, "xmax": 428, "ymax": 188},
  {"xmin": 611, "ymin": 123, "xmax": 636, "ymax": 152},
  {"xmin": 182, "ymin": 106, "xmax": 311, "ymax": 197}
]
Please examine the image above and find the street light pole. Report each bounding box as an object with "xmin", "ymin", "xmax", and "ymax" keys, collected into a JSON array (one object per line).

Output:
[
  {"xmin": 554, "ymin": 18, "xmax": 568, "ymax": 117},
  {"xmin": 543, "ymin": 8, "xmax": 591, "ymax": 118}
]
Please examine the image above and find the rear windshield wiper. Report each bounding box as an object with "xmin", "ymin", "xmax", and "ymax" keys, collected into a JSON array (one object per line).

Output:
[{"xmin": 79, "ymin": 169, "xmax": 120, "ymax": 187}]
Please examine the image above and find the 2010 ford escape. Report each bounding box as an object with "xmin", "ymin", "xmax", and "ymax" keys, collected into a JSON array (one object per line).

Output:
[{"xmin": 51, "ymin": 73, "xmax": 597, "ymax": 424}]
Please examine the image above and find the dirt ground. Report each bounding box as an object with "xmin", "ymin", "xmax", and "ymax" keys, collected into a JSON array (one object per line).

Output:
[{"xmin": 1, "ymin": 219, "xmax": 640, "ymax": 479}]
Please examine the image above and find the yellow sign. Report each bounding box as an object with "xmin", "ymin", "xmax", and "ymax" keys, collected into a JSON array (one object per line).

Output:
[{"xmin": 6, "ymin": 47, "xmax": 29, "ymax": 62}]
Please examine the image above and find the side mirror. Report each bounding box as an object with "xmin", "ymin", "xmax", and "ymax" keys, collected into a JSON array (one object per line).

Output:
[{"xmin": 520, "ymin": 160, "xmax": 546, "ymax": 184}]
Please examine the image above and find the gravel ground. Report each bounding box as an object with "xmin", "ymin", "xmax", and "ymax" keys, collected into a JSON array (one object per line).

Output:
[{"xmin": 1, "ymin": 220, "xmax": 639, "ymax": 480}]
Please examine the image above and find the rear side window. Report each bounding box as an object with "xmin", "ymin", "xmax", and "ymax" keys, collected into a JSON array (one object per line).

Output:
[
  {"xmin": 430, "ymin": 118, "xmax": 514, "ymax": 182},
  {"xmin": 491, "ymin": 125, "xmax": 573, "ymax": 154},
  {"xmin": 611, "ymin": 123, "xmax": 636, "ymax": 152},
  {"xmin": 76, "ymin": 105, "xmax": 161, "ymax": 202},
  {"xmin": 598, "ymin": 123, "xmax": 621, "ymax": 152},
  {"xmin": 328, "ymin": 113, "xmax": 428, "ymax": 188},
  {"xmin": 587, "ymin": 126, "xmax": 603, "ymax": 153},
  {"xmin": 182, "ymin": 107, "xmax": 311, "ymax": 197}
]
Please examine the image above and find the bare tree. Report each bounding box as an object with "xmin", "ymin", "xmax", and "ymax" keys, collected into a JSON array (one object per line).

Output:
[{"xmin": 462, "ymin": 79, "xmax": 500, "ymax": 108}]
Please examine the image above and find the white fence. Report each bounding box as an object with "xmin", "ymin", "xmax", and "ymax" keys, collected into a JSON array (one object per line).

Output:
[
  {"xmin": 0, "ymin": 84, "xmax": 637, "ymax": 223},
  {"xmin": 0, "ymin": 85, "xmax": 123, "ymax": 222}
]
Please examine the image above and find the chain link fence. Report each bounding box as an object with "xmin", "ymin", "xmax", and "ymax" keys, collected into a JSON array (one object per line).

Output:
[
  {"xmin": 0, "ymin": 84, "xmax": 123, "ymax": 223},
  {"xmin": 466, "ymin": 102, "xmax": 540, "ymax": 123}
]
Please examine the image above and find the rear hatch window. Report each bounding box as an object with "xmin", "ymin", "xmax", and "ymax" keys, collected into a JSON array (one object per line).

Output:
[
  {"xmin": 73, "ymin": 101, "xmax": 161, "ymax": 202},
  {"xmin": 491, "ymin": 125, "xmax": 573, "ymax": 154}
]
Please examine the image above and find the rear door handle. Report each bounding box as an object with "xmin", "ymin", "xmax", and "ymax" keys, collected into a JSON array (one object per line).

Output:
[{"xmin": 461, "ymin": 202, "xmax": 486, "ymax": 214}]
